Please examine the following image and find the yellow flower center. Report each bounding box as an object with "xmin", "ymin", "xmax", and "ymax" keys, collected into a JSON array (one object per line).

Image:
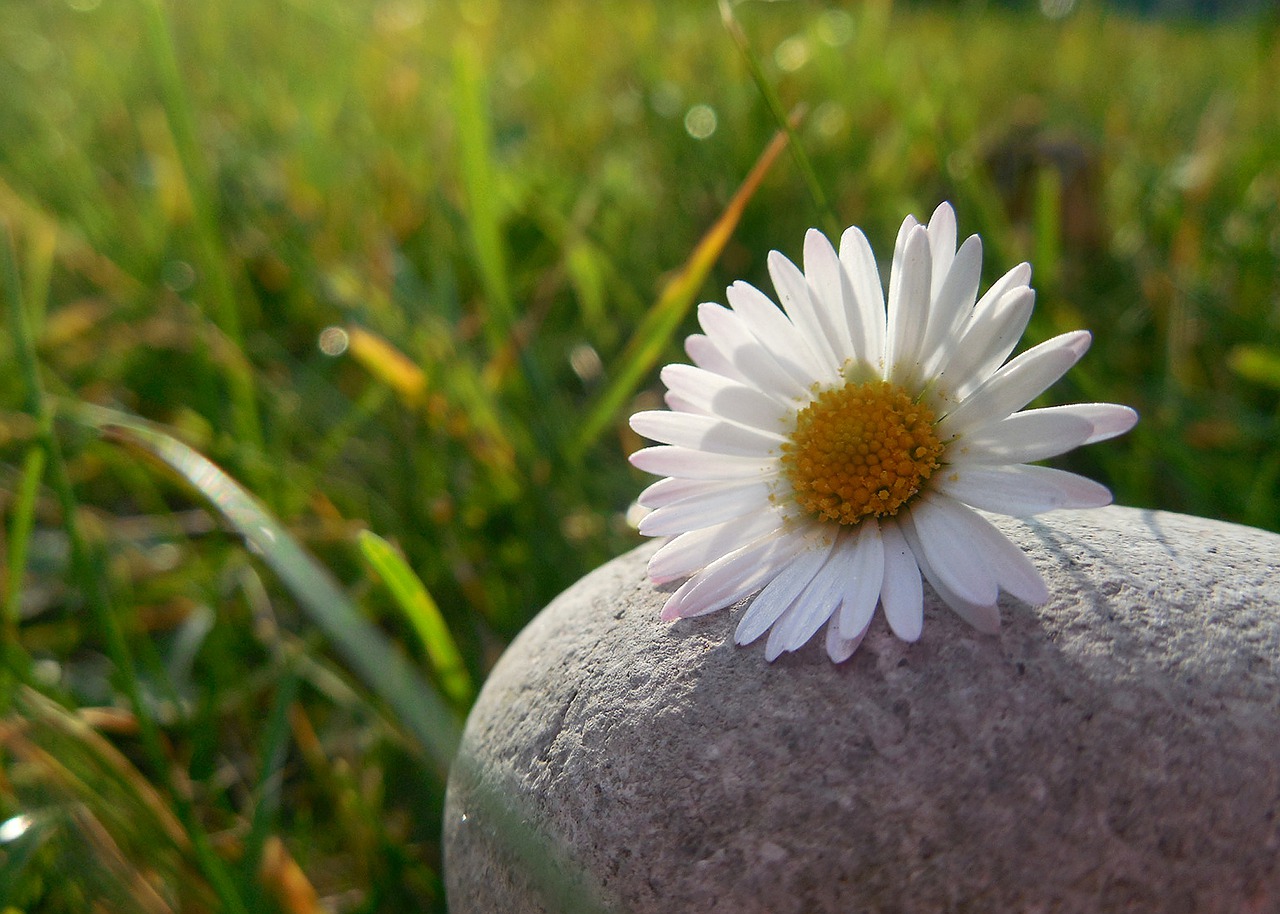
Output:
[{"xmin": 780, "ymin": 380, "xmax": 943, "ymax": 525}]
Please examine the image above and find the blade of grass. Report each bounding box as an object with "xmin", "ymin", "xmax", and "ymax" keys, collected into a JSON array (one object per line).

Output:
[
  {"xmin": 358, "ymin": 530, "xmax": 475, "ymax": 710},
  {"xmin": 569, "ymin": 122, "xmax": 794, "ymax": 459},
  {"xmin": 3, "ymin": 225, "xmax": 250, "ymax": 914},
  {"xmin": 453, "ymin": 37, "xmax": 517, "ymax": 356},
  {"xmin": 136, "ymin": 0, "xmax": 265, "ymax": 467},
  {"xmin": 720, "ymin": 0, "xmax": 840, "ymax": 238},
  {"xmin": 86, "ymin": 410, "xmax": 462, "ymax": 777}
]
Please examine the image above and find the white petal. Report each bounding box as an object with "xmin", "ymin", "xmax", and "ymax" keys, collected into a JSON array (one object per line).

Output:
[
  {"xmin": 638, "ymin": 475, "xmax": 736, "ymax": 509},
  {"xmin": 907, "ymin": 495, "xmax": 1000, "ymax": 606},
  {"xmin": 768, "ymin": 250, "xmax": 841, "ymax": 379},
  {"xmin": 803, "ymin": 228, "xmax": 858, "ymax": 366},
  {"xmin": 824, "ymin": 617, "xmax": 869, "ymax": 663},
  {"xmin": 685, "ymin": 333, "xmax": 748, "ymax": 383},
  {"xmin": 917, "ymin": 234, "xmax": 983, "ymax": 378},
  {"xmin": 934, "ymin": 464, "xmax": 1114, "ymax": 515},
  {"xmin": 647, "ymin": 510, "xmax": 788, "ymax": 583},
  {"xmin": 734, "ymin": 535, "xmax": 837, "ymax": 646},
  {"xmin": 630, "ymin": 410, "xmax": 785, "ymax": 456},
  {"xmin": 930, "ymin": 286, "xmax": 1036, "ymax": 408},
  {"xmin": 1027, "ymin": 402, "xmax": 1139, "ymax": 444},
  {"xmin": 698, "ymin": 302, "xmax": 814, "ymax": 399},
  {"xmin": 926, "ymin": 202, "xmax": 958, "ymax": 301},
  {"xmin": 878, "ymin": 519, "xmax": 923, "ymax": 642},
  {"xmin": 629, "ymin": 445, "xmax": 777, "ymax": 480},
  {"xmin": 727, "ymin": 277, "xmax": 824, "ymax": 376},
  {"xmin": 948, "ymin": 411, "xmax": 1095, "ymax": 465},
  {"xmin": 837, "ymin": 518, "xmax": 885, "ymax": 639},
  {"xmin": 661, "ymin": 527, "xmax": 808, "ymax": 620},
  {"xmin": 899, "ymin": 511, "xmax": 1001, "ymax": 634},
  {"xmin": 767, "ymin": 543, "xmax": 848, "ymax": 656},
  {"xmin": 937, "ymin": 330, "xmax": 1092, "ymax": 439},
  {"xmin": 638, "ymin": 479, "xmax": 774, "ymax": 535},
  {"xmin": 659, "ymin": 364, "xmax": 791, "ymax": 430},
  {"xmin": 837, "ymin": 225, "xmax": 887, "ymax": 365},
  {"xmin": 885, "ymin": 224, "xmax": 932, "ymax": 386}
]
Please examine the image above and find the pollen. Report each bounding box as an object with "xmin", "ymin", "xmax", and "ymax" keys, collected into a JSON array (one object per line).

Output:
[{"xmin": 781, "ymin": 380, "xmax": 943, "ymax": 524}]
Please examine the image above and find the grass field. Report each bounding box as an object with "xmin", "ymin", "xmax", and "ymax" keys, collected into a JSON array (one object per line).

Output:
[{"xmin": 2, "ymin": 0, "xmax": 1278, "ymax": 910}]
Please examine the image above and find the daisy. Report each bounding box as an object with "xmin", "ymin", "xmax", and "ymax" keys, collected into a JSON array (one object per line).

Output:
[{"xmin": 629, "ymin": 202, "xmax": 1137, "ymax": 662}]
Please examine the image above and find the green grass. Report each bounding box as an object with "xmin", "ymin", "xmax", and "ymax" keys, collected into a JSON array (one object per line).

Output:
[{"xmin": 1, "ymin": 0, "xmax": 1278, "ymax": 910}]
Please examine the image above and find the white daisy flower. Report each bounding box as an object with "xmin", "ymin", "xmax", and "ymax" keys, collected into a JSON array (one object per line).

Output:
[{"xmin": 629, "ymin": 202, "xmax": 1137, "ymax": 662}]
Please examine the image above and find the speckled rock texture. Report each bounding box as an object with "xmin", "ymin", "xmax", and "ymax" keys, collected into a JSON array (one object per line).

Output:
[{"xmin": 444, "ymin": 506, "xmax": 1280, "ymax": 914}]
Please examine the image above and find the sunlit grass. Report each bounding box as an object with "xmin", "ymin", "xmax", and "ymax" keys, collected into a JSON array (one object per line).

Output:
[{"xmin": 1, "ymin": 0, "xmax": 1278, "ymax": 909}]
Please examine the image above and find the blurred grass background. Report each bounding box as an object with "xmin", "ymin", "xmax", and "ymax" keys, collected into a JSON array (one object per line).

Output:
[{"xmin": 1, "ymin": 0, "xmax": 1278, "ymax": 910}]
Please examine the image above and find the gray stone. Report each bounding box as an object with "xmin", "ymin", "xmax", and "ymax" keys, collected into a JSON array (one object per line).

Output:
[{"xmin": 444, "ymin": 506, "xmax": 1280, "ymax": 913}]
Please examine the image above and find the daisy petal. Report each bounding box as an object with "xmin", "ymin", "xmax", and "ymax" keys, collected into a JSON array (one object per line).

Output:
[
  {"xmin": 629, "ymin": 445, "xmax": 777, "ymax": 480},
  {"xmin": 878, "ymin": 519, "xmax": 923, "ymax": 642},
  {"xmin": 660, "ymin": 364, "xmax": 791, "ymax": 430},
  {"xmin": 637, "ymin": 475, "xmax": 738, "ymax": 509},
  {"xmin": 937, "ymin": 330, "xmax": 1092, "ymax": 439},
  {"xmin": 685, "ymin": 333, "xmax": 749, "ymax": 383},
  {"xmin": 885, "ymin": 224, "xmax": 932, "ymax": 386},
  {"xmin": 948, "ymin": 412, "xmax": 1095, "ymax": 465},
  {"xmin": 638, "ymin": 479, "xmax": 774, "ymax": 535},
  {"xmin": 837, "ymin": 226, "xmax": 887, "ymax": 364},
  {"xmin": 837, "ymin": 519, "xmax": 885, "ymax": 640},
  {"xmin": 936, "ymin": 464, "xmax": 1114, "ymax": 515},
  {"xmin": 725, "ymin": 281, "xmax": 832, "ymax": 385},
  {"xmin": 735, "ymin": 536, "xmax": 837, "ymax": 646},
  {"xmin": 907, "ymin": 496, "xmax": 999, "ymax": 606},
  {"xmin": 1022, "ymin": 402, "xmax": 1140, "ymax": 444},
  {"xmin": 662, "ymin": 528, "xmax": 808, "ymax": 620},
  {"xmin": 931, "ymin": 286, "xmax": 1036, "ymax": 408},
  {"xmin": 825, "ymin": 618, "xmax": 869, "ymax": 663},
  {"xmin": 926, "ymin": 202, "xmax": 958, "ymax": 300},
  {"xmin": 918, "ymin": 234, "xmax": 983, "ymax": 378},
  {"xmin": 768, "ymin": 250, "xmax": 841, "ymax": 378},
  {"xmin": 698, "ymin": 302, "xmax": 814, "ymax": 399},
  {"xmin": 899, "ymin": 513, "xmax": 1001, "ymax": 634},
  {"xmin": 767, "ymin": 544, "xmax": 848, "ymax": 656},
  {"xmin": 803, "ymin": 228, "xmax": 858, "ymax": 365},
  {"xmin": 647, "ymin": 512, "xmax": 789, "ymax": 584},
  {"xmin": 630, "ymin": 407, "xmax": 785, "ymax": 454}
]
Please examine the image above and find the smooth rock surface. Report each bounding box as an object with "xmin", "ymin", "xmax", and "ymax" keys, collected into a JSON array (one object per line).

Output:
[{"xmin": 444, "ymin": 506, "xmax": 1280, "ymax": 913}]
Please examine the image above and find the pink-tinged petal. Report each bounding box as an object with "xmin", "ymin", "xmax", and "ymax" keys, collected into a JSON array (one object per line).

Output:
[
  {"xmin": 630, "ymin": 410, "xmax": 785, "ymax": 456},
  {"xmin": 934, "ymin": 463, "xmax": 1113, "ymax": 515},
  {"xmin": 912, "ymin": 495, "xmax": 1048, "ymax": 605},
  {"xmin": 947, "ymin": 412, "xmax": 1095, "ymax": 465},
  {"xmin": 899, "ymin": 511, "xmax": 1001, "ymax": 634},
  {"xmin": 660, "ymin": 364, "xmax": 791, "ymax": 430},
  {"xmin": 629, "ymin": 445, "xmax": 778, "ymax": 480},
  {"xmin": 724, "ymin": 281, "xmax": 828, "ymax": 382},
  {"xmin": 767, "ymin": 250, "xmax": 841, "ymax": 379},
  {"xmin": 638, "ymin": 479, "xmax": 773, "ymax": 536},
  {"xmin": 734, "ymin": 535, "xmax": 837, "ymax": 646},
  {"xmin": 685, "ymin": 333, "xmax": 749, "ymax": 383},
  {"xmin": 937, "ymin": 330, "xmax": 1092, "ymax": 440},
  {"xmin": 908, "ymin": 496, "xmax": 1000, "ymax": 606},
  {"xmin": 885, "ymin": 224, "xmax": 932, "ymax": 386},
  {"xmin": 661, "ymin": 527, "xmax": 809, "ymax": 620},
  {"xmin": 647, "ymin": 511, "xmax": 789, "ymax": 584},
  {"xmin": 803, "ymin": 228, "xmax": 858, "ymax": 366},
  {"xmin": 766, "ymin": 543, "xmax": 848, "ymax": 657},
  {"xmin": 1018, "ymin": 403, "xmax": 1139, "ymax": 444},
  {"xmin": 837, "ymin": 225, "xmax": 887, "ymax": 365},
  {"xmin": 917, "ymin": 234, "xmax": 983, "ymax": 378},
  {"xmin": 638, "ymin": 475, "xmax": 736, "ymax": 509},
  {"xmin": 697, "ymin": 302, "xmax": 814, "ymax": 402},
  {"xmin": 837, "ymin": 519, "xmax": 885, "ymax": 639},
  {"xmin": 931, "ymin": 286, "xmax": 1035, "ymax": 409},
  {"xmin": 878, "ymin": 519, "xmax": 923, "ymax": 642}
]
